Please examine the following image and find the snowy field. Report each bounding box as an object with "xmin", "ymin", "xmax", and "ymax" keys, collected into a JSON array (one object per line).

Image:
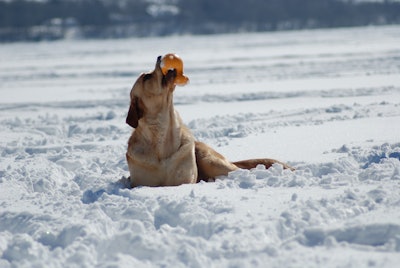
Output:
[{"xmin": 1, "ymin": 25, "xmax": 400, "ymax": 267}]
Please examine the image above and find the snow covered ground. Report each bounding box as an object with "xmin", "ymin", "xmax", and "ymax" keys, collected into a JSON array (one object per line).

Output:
[{"xmin": 1, "ymin": 25, "xmax": 400, "ymax": 267}]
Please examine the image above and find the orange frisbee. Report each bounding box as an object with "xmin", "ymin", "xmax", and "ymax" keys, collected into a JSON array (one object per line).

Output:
[{"xmin": 160, "ymin": 53, "xmax": 189, "ymax": 86}]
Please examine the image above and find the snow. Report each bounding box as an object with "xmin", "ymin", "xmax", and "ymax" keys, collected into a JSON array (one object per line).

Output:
[{"xmin": 1, "ymin": 25, "xmax": 400, "ymax": 267}]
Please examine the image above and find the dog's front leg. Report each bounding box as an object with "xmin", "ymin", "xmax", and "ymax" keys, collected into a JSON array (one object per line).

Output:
[{"xmin": 165, "ymin": 140, "xmax": 198, "ymax": 186}]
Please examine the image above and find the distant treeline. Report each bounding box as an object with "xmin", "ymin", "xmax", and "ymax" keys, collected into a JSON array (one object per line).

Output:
[{"xmin": 1, "ymin": 0, "xmax": 400, "ymax": 41}]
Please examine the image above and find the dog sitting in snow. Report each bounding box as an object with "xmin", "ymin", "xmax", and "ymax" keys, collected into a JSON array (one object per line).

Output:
[{"xmin": 126, "ymin": 56, "xmax": 291, "ymax": 187}]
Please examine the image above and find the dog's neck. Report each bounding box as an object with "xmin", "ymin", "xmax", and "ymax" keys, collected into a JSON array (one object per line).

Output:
[{"xmin": 137, "ymin": 101, "xmax": 182, "ymax": 159}]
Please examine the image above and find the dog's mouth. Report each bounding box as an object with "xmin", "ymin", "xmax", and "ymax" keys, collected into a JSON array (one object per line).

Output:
[
  {"xmin": 155, "ymin": 56, "xmax": 178, "ymax": 89},
  {"xmin": 162, "ymin": 68, "xmax": 177, "ymax": 88}
]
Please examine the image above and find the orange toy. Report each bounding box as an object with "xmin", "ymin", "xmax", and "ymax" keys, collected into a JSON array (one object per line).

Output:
[{"xmin": 160, "ymin": 53, "xmax": 189, "ymax": 86}]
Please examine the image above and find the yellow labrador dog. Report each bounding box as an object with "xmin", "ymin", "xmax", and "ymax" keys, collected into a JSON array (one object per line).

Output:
[{"xmin": 126, "ymin": 56, "xmax": 291, "ymax": 187}]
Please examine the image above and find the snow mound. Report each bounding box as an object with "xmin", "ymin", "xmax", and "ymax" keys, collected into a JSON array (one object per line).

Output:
[{"xmin": 1, "ymin": 143, "xmax": 400, "ymax": 267}]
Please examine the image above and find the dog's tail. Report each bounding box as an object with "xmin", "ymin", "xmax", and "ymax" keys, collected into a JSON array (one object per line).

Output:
[{"xmin": 232, "ymin": 158, "xmax": 294, "ymax": 171}]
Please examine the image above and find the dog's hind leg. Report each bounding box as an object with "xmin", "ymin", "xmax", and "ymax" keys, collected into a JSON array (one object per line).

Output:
[
  {"xmin": 195, "ymin": 142, "xmax": 294, "ymax": 182},
  {"xmin": 195, "ymin": 141, "xmax": 238, "ymax": 182},
  {"xmin": 233, "ymin": 158, "xmax": 294, "ymax": 171}
]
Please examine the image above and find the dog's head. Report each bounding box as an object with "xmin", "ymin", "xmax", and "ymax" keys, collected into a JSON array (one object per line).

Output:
[{"xmin": 126, "ymin": 56, "xmax": 177, "ymax": 128}]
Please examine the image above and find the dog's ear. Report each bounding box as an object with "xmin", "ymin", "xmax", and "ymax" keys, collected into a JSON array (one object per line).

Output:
[{"xmin": 126, "ymin": 96, "xmax": 143, "ymax": 128}]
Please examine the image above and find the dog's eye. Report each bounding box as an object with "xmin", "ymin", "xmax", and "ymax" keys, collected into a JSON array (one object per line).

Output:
[{"xmin": 143, "ymin": 73, "xmax": 152, "ymax": 82}]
